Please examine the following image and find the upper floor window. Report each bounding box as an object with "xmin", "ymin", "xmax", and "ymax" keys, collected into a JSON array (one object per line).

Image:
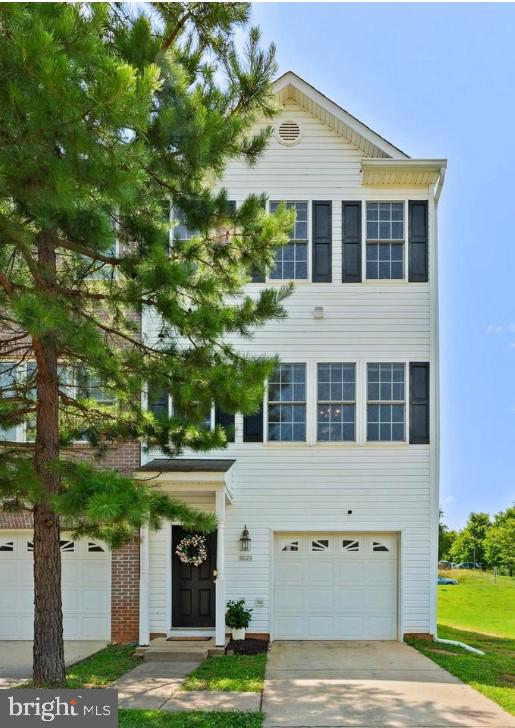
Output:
[
  {"xmin": 367, "ymin": 363, "xmax": 405, "ymax": 441},
  {"xmin": 172, "ymin": 206, "xmax": 197, "ymax": 244},
  {"xmin": 77, "ymin": 368, "xmax": 115, "ymax": 406},
  {"xmin": 269, "ymin": 201, "xmax": 308, "ymax": 280},
  {"xmin": 147, "ymin": 383, "xmax": 169, "ymax": 419},
  {"xmin": 268, "ymin": 363, "xmax": 306, "ymax": 441},
  {"xmin": 0, "ymin": 362, "xmax": 19, "ymax": 442},
  {"xmin": 317, "ymin": 363, "xmax": 355, "ymax": 441},
  {"xmin": 366, "ymin": 202, "xmax": 404, "ymax": 280},
  {"xmin": 0, "ymin": 361, "xmax": 37, "ymax": 442}
]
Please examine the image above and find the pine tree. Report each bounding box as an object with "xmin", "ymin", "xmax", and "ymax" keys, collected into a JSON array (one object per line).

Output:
[
  {"xmin": 484, "ymin": 507, "xmax": 515, "ymax": 575},
  {"xmin": 0, "ymin": 3, "xmax": 293, "ymax": 685}
]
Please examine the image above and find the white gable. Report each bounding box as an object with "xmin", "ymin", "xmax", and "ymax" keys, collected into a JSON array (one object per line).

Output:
[
  {"xmin": 273, "ymin": 71, "xmax": 409, "ymax": 160},
  {"xmin": 221, "ymin": 101, "xmax": 364, "ymax": 199}
]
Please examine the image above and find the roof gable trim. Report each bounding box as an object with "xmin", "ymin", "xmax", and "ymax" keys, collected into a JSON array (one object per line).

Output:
[{"xmin": 273, "ymin": 71, "xmax": 409, "ymax": 161}]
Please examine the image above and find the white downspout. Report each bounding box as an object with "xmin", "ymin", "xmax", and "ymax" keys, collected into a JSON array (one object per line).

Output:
[
  {"xmin": 431, "ymin": 162, "xmax": 482, "ymax": 657},
  {"xmin": 433, "ymin": 636, "xmax": 484, "ymax": 656}
]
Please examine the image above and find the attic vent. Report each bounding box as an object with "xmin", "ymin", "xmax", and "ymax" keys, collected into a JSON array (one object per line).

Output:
[{"xmin": 277, "ymin": 120, "xmax": 301, "ymax": 146}]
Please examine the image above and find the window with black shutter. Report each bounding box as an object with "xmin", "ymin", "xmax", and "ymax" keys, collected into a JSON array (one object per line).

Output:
[
  {"xmin": 214, "ymin": 407, "xmax": 235, "ymax": 443},
  {"xmin": 243, "ymin": 403, "xmax": 264, "ymax": 442},
  {"xmin": 408, "ymin": 201, "xmax": 428, "ymax": 282},
  {"xmin": 342, "ymin": 202, "xmax": 362, "ymax": 282},
  {"xmin": 409, "ymin": 363, "xmax": 430, "ymax": 444},
  {"xmin": 312, "ymin": 201, "xmax": 332, "ymax": 282}
]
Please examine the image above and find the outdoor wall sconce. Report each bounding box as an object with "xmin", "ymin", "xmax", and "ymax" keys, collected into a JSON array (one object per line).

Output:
[{"xmin": 239, "ymin": 525, "xmax": 251, "ymax": 552}]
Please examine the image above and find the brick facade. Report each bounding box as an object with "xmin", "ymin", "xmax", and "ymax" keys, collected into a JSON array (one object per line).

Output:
[
  {"xmin": 111, "ymin": 538, "xmax": 140, "ymax": 643},
  {"xmin": 0, "ymin": 440, "xmax": 141, "ymax": 643}
]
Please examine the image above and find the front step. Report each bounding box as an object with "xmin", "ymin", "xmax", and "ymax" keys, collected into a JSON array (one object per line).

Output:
[
  {"xmin": 143, "ymin": 649, "xmax": 205, "ymax": 663},
  {"xmin": 136, "ymin": 636, "xmax": 225, "ymax": 663}
]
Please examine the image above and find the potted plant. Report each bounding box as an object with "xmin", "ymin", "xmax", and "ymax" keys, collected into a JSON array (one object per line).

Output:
[{"xmin": 225, "ymin": 599, "xmax": 252, "ymax": 641}]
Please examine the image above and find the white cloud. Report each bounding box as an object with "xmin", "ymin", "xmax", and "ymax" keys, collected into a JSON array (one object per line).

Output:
[
  {"xmin": 441, "ymin": 495, "xmax": 456, "ymax": 507},
  {"xmin": 488, "ymin": 322, "xmax": 515, "ymax": 334}
]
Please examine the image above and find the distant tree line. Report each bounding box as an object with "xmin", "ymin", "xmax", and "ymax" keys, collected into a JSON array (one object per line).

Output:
[{"xmin": 439, "ymin": 506, "xmax": 515, "ymax": 576}]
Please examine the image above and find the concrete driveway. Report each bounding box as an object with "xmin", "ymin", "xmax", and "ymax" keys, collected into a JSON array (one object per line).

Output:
[
  {"xmin": 0, "ymin": 641, "xmax": 107, "ymax": 688},
  {"xmin": 263, "ymin": 641, "xmax": 515, "ymax": 727}
]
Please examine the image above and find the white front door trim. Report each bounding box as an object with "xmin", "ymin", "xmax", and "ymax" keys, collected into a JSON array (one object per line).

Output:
[{"xmin": 138, "ymin": 526, "xmax": 150, "ymax": 646}]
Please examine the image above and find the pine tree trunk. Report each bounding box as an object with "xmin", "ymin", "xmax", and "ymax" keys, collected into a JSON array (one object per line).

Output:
[{"xmin": 32, "ymin": 233, "xmax": 65, "ymax": 686}]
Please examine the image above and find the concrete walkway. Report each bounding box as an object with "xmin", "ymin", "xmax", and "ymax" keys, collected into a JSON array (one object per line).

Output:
[
  {"xmin": 111, "ymin": 661, "xmax": 261, "ymax": 712},
  {"xmin": 0, "ymin": 641, "xmax": 107, "ymax": 689},
  {"xmin": 262, "ymin": 640, "xmax": 515, "ymax": 727}
]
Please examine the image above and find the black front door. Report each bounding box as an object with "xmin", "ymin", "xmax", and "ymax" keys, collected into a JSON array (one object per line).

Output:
[{"xmin": 172, "ymin": 527, "xmax": 217, "ymax": 628}]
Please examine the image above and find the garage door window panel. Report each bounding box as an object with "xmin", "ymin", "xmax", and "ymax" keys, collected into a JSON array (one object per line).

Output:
[
  {"xmin": 280, "ymin": 540, "xmax": 300, "ymax": 552},
  {"xmin": 311, "ymin": 538, "xmax": 329, "ymax": 552},
  {"xmin": 373, "ymin": 541, "xmax": 390, "ymax": 552},
  {"xmin": 342, "ymin": 539, "xmax": 359, "ymax": 552}
]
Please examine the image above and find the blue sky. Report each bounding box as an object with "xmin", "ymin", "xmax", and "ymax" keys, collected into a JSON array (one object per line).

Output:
[{"xmin": 250, "ymin": 2, "xmax": 515, "ymax": 530}]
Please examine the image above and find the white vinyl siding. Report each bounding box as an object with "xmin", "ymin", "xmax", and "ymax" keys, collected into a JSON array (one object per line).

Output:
[{"xmin": 143, "ymin": 99, "xmax": 435, "ymax": 638}]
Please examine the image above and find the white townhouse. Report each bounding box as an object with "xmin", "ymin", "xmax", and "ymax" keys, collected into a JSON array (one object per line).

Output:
[{"xmin": 138, "ymin": 71, "xmax": 447, "ymax": 646}]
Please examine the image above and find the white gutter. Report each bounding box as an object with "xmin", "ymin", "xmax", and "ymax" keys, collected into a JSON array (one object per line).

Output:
[{"xmin": 434, "ymin": 636, "xmax": 484, "ymax": 656}]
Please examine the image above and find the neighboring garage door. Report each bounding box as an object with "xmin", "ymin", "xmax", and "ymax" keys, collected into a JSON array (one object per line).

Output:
[
  {"xmin": 0, "ymin": 532, "xmax": 110, "ymax": 640},
  {"xmin": 274, "ymin": 533, "xmax": 398, "ymax": 640}
]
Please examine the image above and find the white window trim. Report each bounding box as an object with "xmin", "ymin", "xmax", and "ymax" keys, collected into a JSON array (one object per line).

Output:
[
  {"xmin": 315, "ymin": 361, "xmax": 357, "ymax": 444},
  {"xmin": 364, "ymin": 359, "xmax": 409, "ymax": 445},
  {"xmin": 362, "ymin": 199, "xmax": 409, "ymax": 284},
  {"xmin": 265, "ymin": 199, "xmax": 311, "ymax": 284},
  {"xmin": 261, "ymin": 358, "xmax": 412, "ymax": 447},
  {"xmin": 265, "ymin": 361, "xmax": 308, "ymax": 444}
]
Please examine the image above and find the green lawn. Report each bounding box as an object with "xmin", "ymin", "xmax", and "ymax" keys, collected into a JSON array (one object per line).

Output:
[
  {"xmin": 66, "ymin": 643, "xmax": 142, "ymax": 688},
  {"xmin": 119, "ymin": 710, "xmax": 263, "ymax": 728},
  {"xmin": 438, "ymin": 569, "xmax": 515, "ymax": 638},
  {"xmin": 18, "ymin": 643, "xmax": 142, "ymax": 689},
  {"xmin": 182, "ymin": 654, "xmax": 267, "ymax": 693},
  {"xmin": 408, "ymin": 570, "xmax": 515, "ymax": 716},
  {"xmin": 407, "ymin": 625, "xmax": 515, "ymax": 716}
]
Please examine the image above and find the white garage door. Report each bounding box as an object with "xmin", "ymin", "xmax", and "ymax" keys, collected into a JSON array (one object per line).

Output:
[
  {"xmin": 0, "ymin": 532, "xmax": 110, "ymax": 640},
  {"xmin": 274, "ymin": 533, "xmax": 398, "ymax": 640}
]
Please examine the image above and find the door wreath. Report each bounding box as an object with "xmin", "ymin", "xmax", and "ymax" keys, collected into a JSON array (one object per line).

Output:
[{"xmin": 175, "ymin": 534, "xmax": 208, "ymax": 566}]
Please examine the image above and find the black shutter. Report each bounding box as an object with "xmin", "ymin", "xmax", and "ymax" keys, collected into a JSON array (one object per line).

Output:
[
  {"xmin": 148, "ymin": 384, "xmax": 169, "ymax": 419},
  {"xmin": 409, "ymin": 201, "xmax": 428, "ymax": 282},
  {"xmin": 410, "ymin": 363, "xmax": 430, "ymax": 444},
  {"xmin": 312, "ymin": 201, "xmax": 332, "ymax": 282},
  {"xmin": 342, "ymin": 202, "xmax": 362, "ymax": 282},
  {"xmin": 243, "ymin": 403, "xmax": 263, "ymax": 442},
  {"xmin": 214, "ymin": 407, "xmax": 235, "ymax": 443},
  {"xmin": 250, "ymin": 197, "xmax": 266, "ymax": 282}
]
